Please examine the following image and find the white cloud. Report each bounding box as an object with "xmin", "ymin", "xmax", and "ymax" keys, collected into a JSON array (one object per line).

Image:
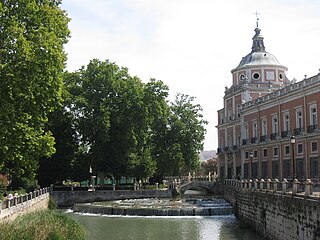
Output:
[{"xmin": 61, "ymin": 0, "xmax": 320, "ymax": 150}]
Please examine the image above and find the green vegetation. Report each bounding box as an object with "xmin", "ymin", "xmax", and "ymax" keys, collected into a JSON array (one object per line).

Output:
[
  {"xmin": 0, "ymin": 210, "xmax": 86, "ymax": 240},
  {"xmin": 38, "ymin": 59, "xmax": 208, "ymax": 185},
  {"xmin": 0, "ymin": 1, "xmax": 207, "ymax": 190},
  {"xmin": 0, "ymin": 0, "xmax": 70, "ymax": 189}
]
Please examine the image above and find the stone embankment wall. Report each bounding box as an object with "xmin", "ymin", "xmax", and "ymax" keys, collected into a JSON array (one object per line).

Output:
[
  {"xmin": 224, "ymin": 179, "xmax": 320, "ymax": 240},
  {"xmin": 51, "ymin": 189, "xmax": 172, "ymax": 207},
  {"xmin": 0, "ymin": 188, "xmax": 50, "ymax": 223}
]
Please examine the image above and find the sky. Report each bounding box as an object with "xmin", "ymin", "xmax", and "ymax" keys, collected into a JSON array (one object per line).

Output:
[{"xmin": 61, "ymin": 0, "xmax": 320, "ymax": 151}]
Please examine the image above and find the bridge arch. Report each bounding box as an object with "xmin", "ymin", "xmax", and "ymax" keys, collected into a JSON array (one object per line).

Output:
[{"xmin": 177, "ymin": 181, "xmax": 222, "ymax": 195}]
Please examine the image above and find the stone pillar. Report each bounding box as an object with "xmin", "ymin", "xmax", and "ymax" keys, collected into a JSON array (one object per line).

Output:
[
  {"xmin": 273, "ymin": 178, "xmax": 279, "ymax": 192},
  {"xmin": 260, "ymin": 179, "xmax": 265, "ymax": 190},
  {"xmin": 266, "ymin": 179, "xmax": 272, "ymax": 191},
  {"xmin": 254, "ymin": 179, "xmax": 258, "ymax": 190},
  {"xmin": 244, "ymin": 180, "xmax": 248, "ymax": 189},
  {"xmin": 248, "ymin": 179, "xmax": 253, "ymax": 189},
  {"xmin": 155, "ymin": 183, "xmax": 159, "ymax": 190},
  {"xmin": 305, "ymin": 179, "xmax": 313, "ymax": 196},
  {"xmin": 282, "ymin": 178, "xmax": 288, "ymax": 193},
  {"xmin": 112, "ymin": 183, "xmax": 116, "ymax": 191},
  {"xmin": 292, "ymin": 178, "xmax": 299, "ymax": 195}
]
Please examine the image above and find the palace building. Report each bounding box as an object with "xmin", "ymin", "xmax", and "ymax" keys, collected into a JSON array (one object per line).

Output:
[{"xmin": 216, "ymin": 21, "xmax": 320, "ymax": 181}]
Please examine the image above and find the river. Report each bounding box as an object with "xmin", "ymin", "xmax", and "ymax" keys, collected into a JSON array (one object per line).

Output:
[{"xmin": 66, "ymin": 212, "xmax": 261, "ymax": 240}]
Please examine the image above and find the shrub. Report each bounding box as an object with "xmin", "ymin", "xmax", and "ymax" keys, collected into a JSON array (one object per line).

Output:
[{"xmin": 0, "ymin": 210, "xmax": 86, "ymax": 240}]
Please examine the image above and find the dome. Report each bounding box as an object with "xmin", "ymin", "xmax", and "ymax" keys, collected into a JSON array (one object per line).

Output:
[
  {"xmin": 233, "ymin": 26, "xmax": 287, "ymax": 71},
  {"xmin": 237, "ymin": 51, "xmax": 281, "ymax": 68}
]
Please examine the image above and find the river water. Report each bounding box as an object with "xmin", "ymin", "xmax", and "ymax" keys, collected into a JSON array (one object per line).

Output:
[{"xmin": 67, "ymin": 212, "xmax": 261, "ymax": 240}]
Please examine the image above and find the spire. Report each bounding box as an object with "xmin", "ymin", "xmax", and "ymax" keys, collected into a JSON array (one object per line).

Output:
[
  {"xmin": 254, "ymin": 11, "xmax": 259, "ymax": 28},
  {"xmin": 251, "ymin": 11, "xmax": 265, "ymax": 52}
]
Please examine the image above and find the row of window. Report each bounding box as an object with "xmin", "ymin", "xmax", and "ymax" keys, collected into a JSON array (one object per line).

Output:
[
  {"xmin": 239, "ymin": 71, "xmax": 284, "ymax": 82},
  {"xmin": 244, "ymin": 141, "xmax": 318, "ymax": 159},
  {"xmin": 243, "ymin": 105, "xmax": 318, "ymax": 140},
  {"xmin": 243, "ymin": 157, "xmax": 319, "ymax": 179}
]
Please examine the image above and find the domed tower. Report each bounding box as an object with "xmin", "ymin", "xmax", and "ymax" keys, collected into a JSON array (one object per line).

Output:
[
  {"xmin": 216, "ymin": 20, "xmax": 289, "ymax": 179},
  {"xmin": 231, "ymin": 21, "xmax": 289, "ymax": 102}
]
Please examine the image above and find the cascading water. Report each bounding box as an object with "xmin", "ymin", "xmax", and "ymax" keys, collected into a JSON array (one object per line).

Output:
[{"xmin": 72, "ymin": 197, "xmax": 233, "ymax": 216}]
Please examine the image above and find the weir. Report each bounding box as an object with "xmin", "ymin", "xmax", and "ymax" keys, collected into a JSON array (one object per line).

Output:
[{"xmin": 72, "ymin": 197, "xmax": 233, "ymax": 216}]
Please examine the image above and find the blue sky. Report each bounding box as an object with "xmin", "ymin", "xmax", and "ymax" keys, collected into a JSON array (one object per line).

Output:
[{"xmin": 61, "ymin": 0, "xmax": 320, "ymax": 151}]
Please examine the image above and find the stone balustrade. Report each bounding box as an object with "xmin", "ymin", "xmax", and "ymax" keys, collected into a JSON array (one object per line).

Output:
[
  {"xmin": 0, "ymin": 187, "xmax": 50, "ymax": 222},
  {"xmin": 1, "ymin": 187, "xmax": 49, "ymax": 210},
  {"xmin": 223, "ymin": 178, "xmax": 320, "ymax": 240},
  {"xmin": 223, "ymin": 178, "xmax": 316, "ymax": 197}
]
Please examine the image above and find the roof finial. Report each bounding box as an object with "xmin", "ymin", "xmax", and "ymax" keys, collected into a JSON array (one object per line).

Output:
[{"xmin": 254, "ymin": 11, "xmax": 260, "ymax": 28}]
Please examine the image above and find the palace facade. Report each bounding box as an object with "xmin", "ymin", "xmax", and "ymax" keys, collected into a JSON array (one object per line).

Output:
[{"xmin": 216, "ymin": 23, "xmax": 320, "ymax": 181}]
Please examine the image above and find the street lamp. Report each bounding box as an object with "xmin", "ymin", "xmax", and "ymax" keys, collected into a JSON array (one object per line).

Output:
[
  {"xmin": 89, "ymin": 165, "xmax": 96, "ymax": 191},
  {"xmin": 290, "ymin": 136, "xmax": 296, "ymax": 180},
  {"xmin": 250, "ymin": 152, "xmax": 254, "ymax": 179}
]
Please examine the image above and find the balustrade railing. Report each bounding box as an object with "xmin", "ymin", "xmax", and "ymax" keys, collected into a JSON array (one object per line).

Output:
[
  {"xmin": 224, "ymin": 178, "xmax": 315, "ymax": 197},
  {"xmin": 0, "ymin": 187, "xmax": 49, "ymax": 211}
]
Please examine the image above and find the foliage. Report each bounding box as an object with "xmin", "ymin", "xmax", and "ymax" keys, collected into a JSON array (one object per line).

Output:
[
  {"xmin": 0, "ymin": 0, "xmax": 70, "ymax": 187},
  {"xmin": 155, "ymin": 93, "xmax": 207, "ymax": 176},
  {"xmin": 38, "ymin": 98, "xmax": 78, "ymax": 186},
  {"xmin": 65, "ymin": 59, "xmax": 155, "ymax": 179},
  {"xmin": 47, "ymin": 59, "xmax": 207, "ymax": 183},
  {"xmin": 0, "ymin": 210, "xmax": 86, "ymax": 240},
  {"xmin": 200, "ymin": 158, "xmax": 218, "ymax": 175},
  {"xmin": 48, "ymin": 196, "xmax": 56, "ymax": 210},
  {"xmin": 0, "ymin": 173, "xmax": 10, "ymax": 188}
]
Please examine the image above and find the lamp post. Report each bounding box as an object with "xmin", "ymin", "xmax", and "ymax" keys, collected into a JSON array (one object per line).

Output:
[
  {"xmin": 89, "ymin": 165, "xmax": 96, "ymax": 191},
  {"xmin": 250, "ymin": 152, "xmax": 253, "ymax": 179},
  {"xmin": 290, "ymin": 136, "xmax": 296, "ymax": 180}
]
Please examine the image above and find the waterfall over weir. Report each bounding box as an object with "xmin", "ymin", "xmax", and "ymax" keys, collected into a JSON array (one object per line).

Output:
[{"xmin": 72, "ymin": 197, "xmax": 233, "ymax": 216}]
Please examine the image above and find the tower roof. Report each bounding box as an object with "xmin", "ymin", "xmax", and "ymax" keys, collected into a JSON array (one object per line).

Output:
[{"xmin": 233, "ymin": 25, "xmax": 286, "ymax": 70}]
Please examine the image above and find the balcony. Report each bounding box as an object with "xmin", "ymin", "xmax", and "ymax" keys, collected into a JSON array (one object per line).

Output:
[
  {"xmin": 250, "ymin": 137, "xmax": 257, "ymax": 144},
  {"xmin": 260, "ymin": 135, "xmax": 267, "ymax": 142},
  {"xmin": 294, "ymin": 128, "xmax": 303, "ymax": 136},
  {"xmin": 281, "ymin": 131, "xmax": 290, "ymax": 138},
  {"xmin": 270, "ymin": 133, "xmax": 278, "ymax": 140},
  {"xmin": 224, "ymin": 146, "xmax": 229, "ymax": 152},
  {"xmin": 307, "ymin": 124, "xmax": 318, "ymax": 133},
  {"xmin": 242, "ymin": 139, "xmax": 248, "ymax": 145},
  {"xmin": 217, "ymin": 148, "xmax": 222, "ymax": 153},
  {"xmin": 232, "ymin": 145, "xmax": 238, "ymax": 150}
]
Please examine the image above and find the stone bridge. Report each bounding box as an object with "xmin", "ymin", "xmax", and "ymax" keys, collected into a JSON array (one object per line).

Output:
[{"xmin": 177, "ymin": 181, "xmax": 222, "ymax": 194}]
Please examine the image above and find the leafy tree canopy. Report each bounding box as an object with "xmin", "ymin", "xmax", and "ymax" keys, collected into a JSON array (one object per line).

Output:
[
  {"xmin": 62, "ymin": 60, "xmax": 207, "ymax": 182},
  {"xmin": 0, "ymin": 0, "xmax": 70, "ymax": 188}
]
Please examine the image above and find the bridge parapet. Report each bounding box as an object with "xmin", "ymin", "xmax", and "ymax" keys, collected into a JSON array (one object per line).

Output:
[
  {"xmin": 177, "ymin": 181, "xmax": 222, "ymax": 194},
  {"xmin": 224, "ymin": 178, "xmax": 316, "ymax": 197}
]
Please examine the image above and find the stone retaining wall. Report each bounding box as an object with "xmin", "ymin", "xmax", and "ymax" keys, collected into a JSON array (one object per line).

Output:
[
  {"xmin": 224, "ymin": 180, "xmax": 320, "ymax": 240},
  {"xmin": 51, "ymin": 189, "xmax": 172, "ymax": 207}
]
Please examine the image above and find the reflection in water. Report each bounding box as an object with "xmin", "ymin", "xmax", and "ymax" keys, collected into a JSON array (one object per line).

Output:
[{"xmin": 67, "ymin": 212, "xmax": 261, "ymax": 240}]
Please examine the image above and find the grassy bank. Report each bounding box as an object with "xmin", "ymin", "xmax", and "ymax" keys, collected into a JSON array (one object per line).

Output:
[{"xmin": 0, "ymin": 210, "xmax": 86, "ymax": 240}]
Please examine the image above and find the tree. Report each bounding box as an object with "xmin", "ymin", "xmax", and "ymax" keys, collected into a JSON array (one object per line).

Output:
[
  {"xmin": 38, "ymin": 104, "xmax": 77, "ymax": 186},
  {"xmin": 0, "ymin": 0, "xmax": 70, "ymax": 188},
  {"xmin": 156, "ymin": 93, "xmax": 208, "ymax": 177},
  {"xmin": 65, "ymin": 59, "xmax": 158, "ymax": 180}
]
